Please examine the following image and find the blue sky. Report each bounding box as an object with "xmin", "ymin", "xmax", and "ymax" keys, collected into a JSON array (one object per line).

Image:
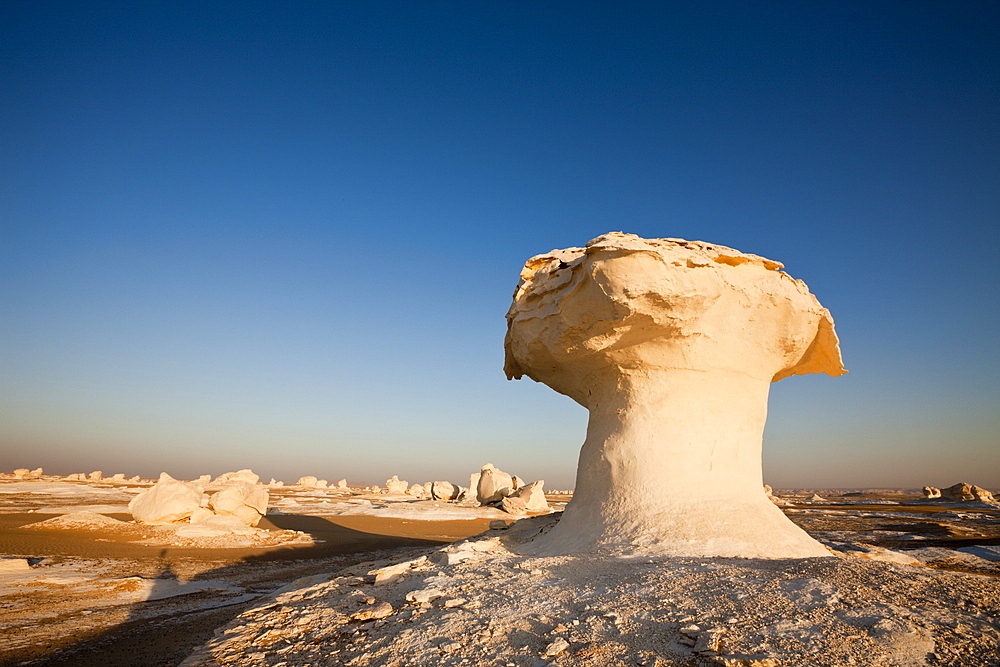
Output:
[{"xmin": 2, "ymin": 2, "xmax": 997, "ymax": 489}]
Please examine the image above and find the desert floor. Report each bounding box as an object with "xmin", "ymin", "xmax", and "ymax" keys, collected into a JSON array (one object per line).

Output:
[{"xmin": 1, "ymin": 480, "xmax": 998, "ymax": 667}]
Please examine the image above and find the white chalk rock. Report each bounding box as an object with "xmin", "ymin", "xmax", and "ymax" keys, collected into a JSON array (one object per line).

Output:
[
  {"xmin": 431, "ymin": 481, "xmax": 458, "ymax": 500},
  {"xmin": 505, "ymin": 233, "xmax": 846, "ymax": 558},
  {"xmin": 337, "ymin": 479, "xmax": 348, "ymax": 489},
  {"xmin": 12, "ymin": 468, "xmax": 29, "ymax": 479},
  {"xmin": 109, "ymin": 473, "xmax": 126, "ymax": 482},
  {"xmin": 406, "ymin": 483, "xmax": 426, "ymax": 498},
  {"xmin": 469, "ymin": 472, "xmax": 481, "ymax": 494},
  {"xmin": 514, "ymin": 480, "xmax": 550, "ymax": 511},
  {"xmin": 196, "ymin": 474, "xmax": 211, "ymax": 484},
  {"xmin": 922, "ymin": 486, "xmax": 941, "ymax": 499},
  {"xmin": 297, "ymin": 475, "xmax": 318, "ymax": 488},
  {"xmin": 941, "ymin": 482, "xmax": 995, "ymax": 503},
  {"xmin": 213, "ymin": 469, "xmax": 260, "ymax": 485},
  {"xmin": 511, "ymin": 475, "xmax": 525, "ymax": 491},
  {"xmin": 477, "ymin": 464, "xmax": 514, "ymax": 504},
  {"xmin": 129, "ymin": 473, "xmax": 206, "ymax": 524},
  {"xmin": 501, "ymin": 496, "xmax": 528, "ymax": 515},
  {"xmin": 209, "ymin": 482, "xmax": 268, "ymax": 526},
  {"xmin": 385, "ymin": 475, "xmax": 409, "ymax": 495},
  {"xmin": 127, "ymin": 475, "xmax": 140, "ymax": 482},
  {"xmin": 88, "ymin": 470, "xmax": 102, "ymax": 481}
]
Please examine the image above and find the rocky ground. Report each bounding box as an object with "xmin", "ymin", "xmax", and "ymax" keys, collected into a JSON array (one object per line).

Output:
[{"xmin": 1, "ymin": 480, "xmax": 998, "ymax": 667}]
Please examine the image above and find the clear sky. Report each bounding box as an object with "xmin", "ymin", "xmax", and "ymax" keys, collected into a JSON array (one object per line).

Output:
[{"xmin": 2, "ymin": 2, "xmax": 997, "ymax": 490}]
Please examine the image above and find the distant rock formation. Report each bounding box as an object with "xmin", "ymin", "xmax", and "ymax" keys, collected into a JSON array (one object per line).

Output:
[
  {"xmin": 504, "ymin": 233, "xmax": 846, "ymax": 558},
  {"xmin": 130, "ymin": 471, "xmax": 269, "ymax": 527},
  {"xmin": 939, "ymin": 482, "xmax": 995, "ymax": 503},
  {"xmin": 385, "ymin": 475, "xmax": 409, "ymax": 495},
  {"xmin": 922, "ymin": 486, "xmax": 941, "ymax": 499}
]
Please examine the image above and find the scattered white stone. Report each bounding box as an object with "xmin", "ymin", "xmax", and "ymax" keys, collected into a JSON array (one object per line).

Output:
[{"xmin": 431, "ymin": 481, "xmax": 458, "ymax": 500}]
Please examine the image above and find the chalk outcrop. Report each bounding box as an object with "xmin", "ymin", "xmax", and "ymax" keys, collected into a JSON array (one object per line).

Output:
[
  {"xmin": 922, "ymin": 486, "xmax": 941, "ymax": 499},
  {"xmin": 209, "ymin": 481, "xmax": 269, "ymax": 526},
  {"xmin": 504, "ymin": 233, "xmax": 846, "ymax": 558},
  {"xmin": 476, "ymin": 464, "xmax": 514, "ymax": 504},
  {"xmin": 129, "ymin": 473, "xmax": 206, "ymax": 524},
  {"xmin": 940, "ymin": 482, "xmax": 995, "ymax": 503},
  {"xmin": 385, "ymin": 476, "xmax": 409, "ymax": 495}
]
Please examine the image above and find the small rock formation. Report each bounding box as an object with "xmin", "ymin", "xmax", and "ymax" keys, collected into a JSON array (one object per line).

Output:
[
  {"xmin": 12, "ymin": 468, "xmax": 29, "ymax": 479},
  {"xmin": 922, "ymin": 486, "xmax": 941, "ymax": 499},
  {"xmin": 504, "ymin": 233, "xmax": 846, "ymax": 557},
  {"xmin": 129, "ymin": 473, "xmax": 205, "ymax": 524},
  {"xmin": 208, "ymin": 481, "xmax": 269, "ymax": 526},
  {"xmin": 88, "ymin": 471, "xmax": 102, "ymax": 481},
  {"xmin": 385, "ymin": 475, "xmax": 409, "ymax": 495},
  {"xmin": 213, "ymin": 469, "xmax": 260, "ymax": 485},
  {"xmin": 337, "ymin": 479, "xmax": 348, "ymax": 489},
  {"xmin": 477, "ymin": 464, "xmax": 514, "ymax": 504},
  {"xmin": 406, "ymin": 484, "xmax": 427, "ymax": 498},
  {"xmin": 511, "ymin": 475, "xmax": 525, "ymax": 491},
  {"xmin": 511, "ymin": 480, "xmax": 550, "ymax": 511},
  {"xmin": 940, "ymin": 482, "xmax": 995, "ymax": 503},
  {"xmin": 431, "ymin": 481, "xmax": 458, "ymax": 501},
  {"xmin": 297, "ymin": 475, "xmax": 319, "ymax": 488},
  {"xmin": 108, "ymin": 473, "xmax": 127, "ymax": 483}
]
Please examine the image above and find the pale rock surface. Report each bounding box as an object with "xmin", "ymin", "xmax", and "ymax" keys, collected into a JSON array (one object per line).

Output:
[
  {"xmin": 940, "ymin": 482, "xmax": 995, "ymax": 503},
  {"xmin": 422, "ymin": 482, "xmax": 433, "ymax": 497},
  {"xmin": 12, "ymin": 469, "xmax": 29, "ymax": 479},
  {"xmin": 431, "ymin": 481, "xmax": 458, "ymax": 501},
  {"xmin": 406, "ymin": 484, "xmax": 427, "ymax": 498},
  {"xmin": 213, "ymin": 469, "xmax": 260, "ymax": 485},
  {"xmin": 511, "ymin": 475, "xmax": 525, "ymax": 491},
  {"xmin": 297, "ymin": 476, "xmax": 319, "ymax": 488},
  {"xmin": 108, "ymin": 473, "xmax": 126, "ymax": 482},
  {"xmin": 385, "ymin": 475, "xmax": 409, "ymax": 495},
  {"xmin": 88, "ymin": 471, "xmax": 102, "ymax": 481},
  {"xmin": 512, "ymin": 480, "xmax": 549, "ymax": 511},
  {"xmin": 196, "ymin": 474, "xmax": 211, "ymax": 485},
  {"xmin": 268, "ymin": 478, "xmax": 284, "ymax": 487},
  {"xmin": 337, "ymin": 479, "xmax": 348, "ymax": 489},
  {"xmin": 315, "ymin": 479, "xmax": 328, "ymax": 488},
  {"xmin": 469, "ymin": 472, "xmax": 481, "ymax": 494},
  {"xmin": 922, "ymin": 486, "xmax": 941, "ymax": 499},
  {"xmin": 500, "ymin": 495, "xmax": 528, "ymax": 515},
  {"xmin": 476, "ymin": 464, "xmax": 514, "ymax": 505},
  {"xmin": 127, "ymin": 475, "xmax": 140, "ymax": 482},
  {"xmin": 129, "ymin": 473, "xmax": 206, "ymax": 524},
  {"xmin": 208, "ymin": 481, "xmax": 268, "ymax": 526},
  {"xmin": 504, "ymin": 233, "xmax": 846, "ymax": 558}
]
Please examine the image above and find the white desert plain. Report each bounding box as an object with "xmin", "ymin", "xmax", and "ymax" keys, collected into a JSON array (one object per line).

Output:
[{"xmin": 2, "ymin": 235, "xmax": 998, "ymax": 667}]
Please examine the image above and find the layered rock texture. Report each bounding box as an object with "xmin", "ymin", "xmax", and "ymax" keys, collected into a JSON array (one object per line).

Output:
[{"xmin": 504, "ymin": 233, "xmax": 846, "ymax": 558}]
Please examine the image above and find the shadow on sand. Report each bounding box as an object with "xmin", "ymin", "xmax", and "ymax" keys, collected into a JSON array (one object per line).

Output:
[{"xmin": 7, "ymin": 514, "xmax": 481, "ymax": 667}]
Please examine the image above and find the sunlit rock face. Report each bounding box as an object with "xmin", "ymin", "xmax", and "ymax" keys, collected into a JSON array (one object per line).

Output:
[{"xmin": 504, "ymin": 233, "xmax": 846, "ymax": 558}]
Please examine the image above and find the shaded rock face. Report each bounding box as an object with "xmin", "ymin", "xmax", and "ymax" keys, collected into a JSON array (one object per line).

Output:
[{"xmin": 504, "ymin": 233, "xmax": 846, "ymax": 558}]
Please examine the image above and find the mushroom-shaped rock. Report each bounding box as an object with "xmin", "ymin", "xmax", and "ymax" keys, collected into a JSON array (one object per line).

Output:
[
  {"xmin": 129, "ymin": 472, "xmax": 206, "ymax": 524},
  {"xmin": 504, "ymin": 233, "xmax": 846, "ymax": 558},
  {"xmin": 477, "ymin": 464, "xmax": 514, "ymax": 505}
]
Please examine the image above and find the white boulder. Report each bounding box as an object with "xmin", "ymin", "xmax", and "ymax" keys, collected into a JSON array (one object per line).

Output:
[
  {"xmin": 385, "ymin": 475, "xmax": 409, "ymax": 495},
  {"xmin": 512, "ymin": 480, "xmax": 549, "ymax": 511},
  {"xmin": 477, "ymin": 464, "xmax": 514, "ymax": 504},
  {"xmin": 297, "ymin": 476, "xmax": 319, "ymax": 488},
  {"xmin": 88, "ymin": 470, "xmax": 102, "ymax": 481},
  {"xmin": 213, "ymin": 469, "xmax": 260, "ymax": 485},
  {"xmin": 431, "ymin": 481, "xmax": 458, "ymax": 501},
  {"xmin": 129, "ymin": 473, "xmax": 206, "ymax": 524}
]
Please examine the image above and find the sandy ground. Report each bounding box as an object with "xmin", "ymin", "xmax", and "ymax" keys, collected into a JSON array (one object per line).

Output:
[{"xmin": 1, "ymin": 479, "xmax": 998, "ymax": 667}]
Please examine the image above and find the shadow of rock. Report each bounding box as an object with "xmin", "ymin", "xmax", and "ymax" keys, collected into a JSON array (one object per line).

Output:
[{"xmin": 5, "ymin": 514, "xmax": 484, "ymax": 667}]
